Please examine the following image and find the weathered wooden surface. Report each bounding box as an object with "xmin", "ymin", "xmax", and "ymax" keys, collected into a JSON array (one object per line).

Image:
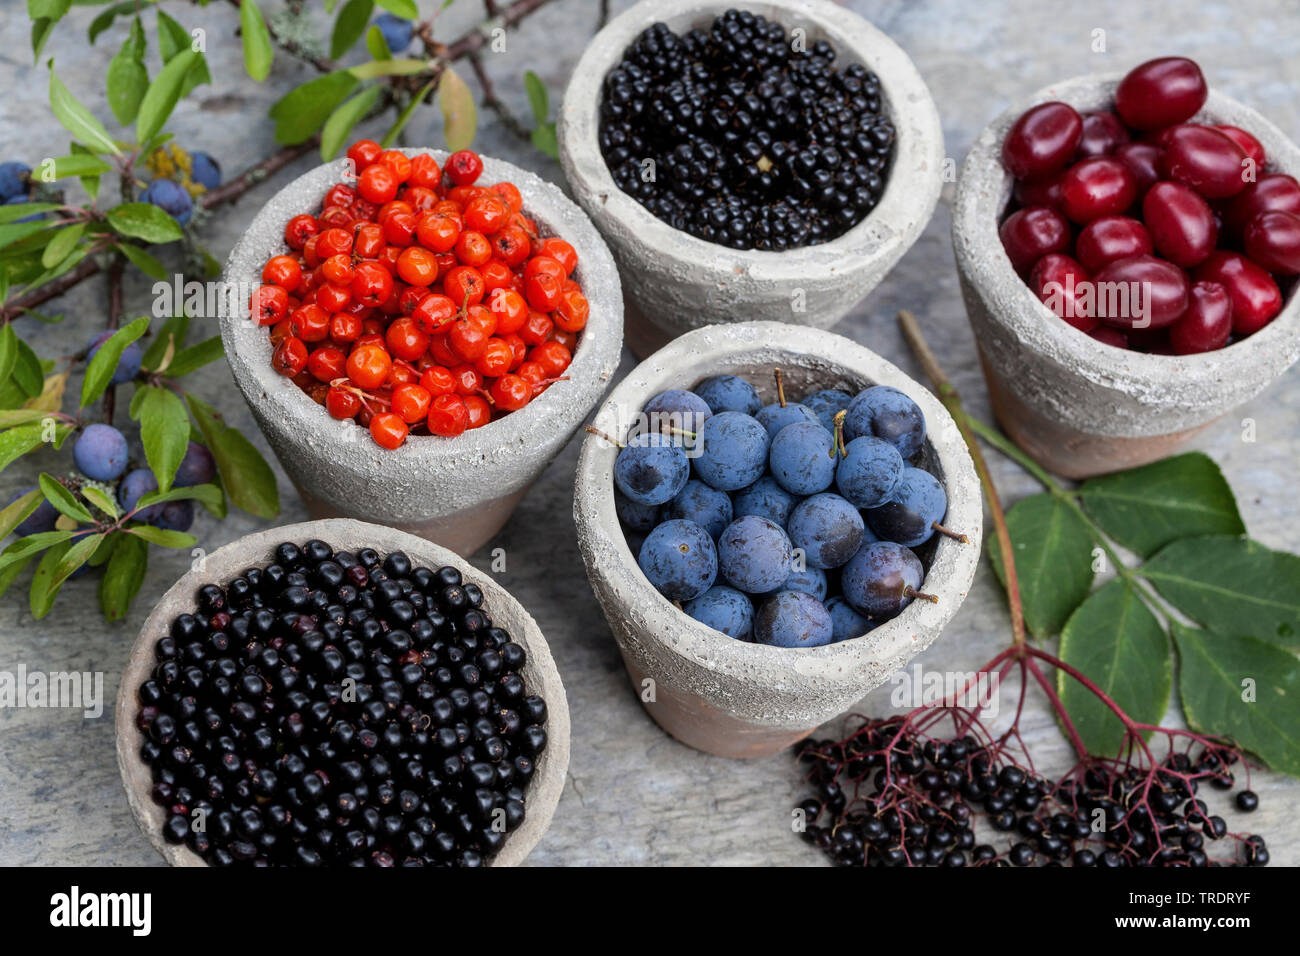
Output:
[{"xmin": 1, "ymin": 0, "xmax": 1295, "ymax": 865}]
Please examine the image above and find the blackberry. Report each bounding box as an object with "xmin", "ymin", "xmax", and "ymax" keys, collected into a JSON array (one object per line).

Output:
[
  {"xmin": 136, "ymin": 541, "xmax": 547, "ymax": 867},
  {"xmin": 599, "ymin": 10, "xmax": 895, "ymax": 250}
]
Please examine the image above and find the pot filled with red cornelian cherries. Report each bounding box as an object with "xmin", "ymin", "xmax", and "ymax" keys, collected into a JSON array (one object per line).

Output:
[{"xmin": 247, "ymin": 140, "xmax": 589, "ymax": 450}]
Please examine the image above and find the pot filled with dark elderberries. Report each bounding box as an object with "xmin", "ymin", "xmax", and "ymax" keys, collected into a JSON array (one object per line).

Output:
[
  {"xmin": 114, "ymin": 519, "xmax": 570, "ymax": 867},
  {"xmin": 559, "ymin": 0, "xmax": 943, "ymax": 356}
]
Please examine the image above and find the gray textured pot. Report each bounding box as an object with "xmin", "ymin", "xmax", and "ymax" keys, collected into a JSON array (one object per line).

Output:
[
  {"xmin": 573, "ymin": 322, "xmax": 981, "ymax": 758},
  {"xmin": 954, "ymin": 74, "xmax": 1300, "ymax": 479},
  {"xmin": 558, "ymin": 0, "xmax": 944, "ymax": 358},
  {"xmin": 115, "ymin": 518, "xmax": 570, "ymax": 867},
  {"xmin": 221, "ymin": 149, "xmax": 623, "ymax": 555}
]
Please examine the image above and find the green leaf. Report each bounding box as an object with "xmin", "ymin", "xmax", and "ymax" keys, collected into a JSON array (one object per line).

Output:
[
  {"xmin": 38, "ymin": 473, "xmax": 94, "ymax": 523},
  {"xmin": 137, "ymin": 481, "xmax": 225, "ymax": 518},
  {"xmin": 133, "ymin": 385, "xmax": 189, "ymax": 492},
  {"xmin": 988, "ymin": 493, "xmax": 1095, "ymax": 637},
  {"xmin": 81, "ymin": 315, "xmax": 149, "ymax": 407},
  {"xmin": 116, "ymin": 242, "xmax": 168, "ymax": 280},
  {"xmin": 0, "ymin": 551, "xmax": 34, "ymax": 600},
  {"xmin": 187, "ymin": 394, "xmax": 279, "ymax": 519},
  {"xmin": 106, "ymin": 40, "xmax": 149, "ymax": 126},
  {"xmin": 269, "ymin": 71, "xmax": 359, "ymax": 145},
  {"xmin": 1078, "ymin": 453, "xmax": 1244, "ymax": 558},
  {"xmin": 0, "ymin": 488, "xmax": 43, "ymax": 540},
  {"xmin": 239, "ymin": 0, "xmax": 274, "ymax": 81},
  {"xmin": 0, "ymin": 423, "xmax": 48, "ymax": 474},
  {"xmin": 142, "ymin": 313, "xmax": 189, "ymax": 371},
  {"xmin": 106, "ymin": 202, "xmax": 183, "ymax": 243},
  {"xmin": 0, "ymin": 203, "xmax": 61, "ymax": 225},
  {"xmin": 30, "ymin": 539, "xmax": 70, "ymax": 618},
  {"xmin": 348, "ymin": 58, "xmax": 429, "ymax": 80},
  {"xmin": 135, "ymin": 48, "xmax": 200, "ymax": 144},
  {"xmin": 88, "ymin": 1, "xmax": 139, "ymax": 45},
  {"xmin": 438, "ymin": 65, "xmax": 476, "ymax": 152},
  {"xmin": 40, "ymin": 222, "xmax": 85, "ymax": 270},
  {"xmin": 0, "ymin": 529, "xmax": 73, "ymax": 573},
  {"xmin": 330, "ymin": 0, "xmax": 374, "ymax": 59},
  {"xmin": 0, "ymin": 409, "xmax": 47, "ymax": 429},
  {"xmin": 126, "ymin": 524, "xmax": 196, "ymax": 548},
  {"xmin": 1141, "ymin": 535, "xmax": 1300, "ymax": 650},
  {"xmin": 0, "ymin": 324, "xmax": 17, "ymax": 386},
  {"xmin": 51, "ymin": 531, "xmax": 103, "ymax": 589},
  {"xmin": 365, "ymin": 23, "xmax": 391, "ymax": 61},
  {"xmin": 12, "ymin": 340, "xmax": 44, "ymax": 397},
  {"xmin": 0, "ymin": 221, "xmax": 55, "ymax": 251},
  {"xmin": 163, "ymin": 335, "xmax": 224, "ymax": 377},
  {"xmin": 1172, "ymin": 623, "xmax": 1300, "ymax": 778},
  {"xmin": 531, "ymin": 122, "xmax": 557, "ymax": 160},
  {"xmin": 374, "ymin": 0, "xmax": 417, "ymax": 17},
  {"xmin": 28, "ymin": 0, "xmax": 72, "ymax": 20},
  {"xmin": 524, "ymin": 70, "xmax": 548, "ymax": 123},
  {"xmin": 155, "ymin": 9, "xmax": 190, "ymax": 62},
  {"xmin": 37, "ymin": 155, "xmax": 113, "ymax": 181},
  {"xmin": 100, "ymin": 531, "xmax": 147, "ymax": 621},
  {"xmin": 380, "ymin": 77, "xmax": 435, "ymax": 148},
  {"xmin": 32, "ymin": 18, "xmax": 57, "ymax": 61},
  {"xmin": 81, "ymin": 484, "xmax": 119, "ymax": 519},
  {"xmin": 48, "ymin": 64, "xmax": 120, "ymax": 155},
  {"xmin": 321, "ymin": 85, "xmax": 382, "ymax": 160},
  {"xmin": 1057, "ymin": 579, "xmax": 1171, "ymax": 757}
]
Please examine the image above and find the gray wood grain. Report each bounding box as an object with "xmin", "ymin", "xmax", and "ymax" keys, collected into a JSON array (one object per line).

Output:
[{"xmin": 0, "ymin": 0, "xmax": 1295, "ymax": 866}]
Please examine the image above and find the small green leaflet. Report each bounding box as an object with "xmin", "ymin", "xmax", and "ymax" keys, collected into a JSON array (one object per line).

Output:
[
  {"xmin": 163, "ymin": 336, "xmax": 224, "ymax": 378},
  {"xmin": 348, "ymin": 59, "xmax": 430, "ymax": 81},
  {"xmin": 0, "ymin": 530, "xmax": 73, "ymax": 573},
  {"xmin": 40, "ymin": 222, "xmax": 85, "ymax": 270},
  {"xmin": 142, "ymin": 313, "xmax": 189, "ymax": 371},
  {"xmin": 374, "ymin": 0, "xmax": 418, "ymax": 18},
  {"xmin": 187, "ymin": 395, "xmax": 280, "ymax": 519},
  {"xmin": 240, "ymin": 0, "xmax": 274, "ymax": 81},
  {"xmin": 116, "ymin": 242, "xmax": 168, "ymax": 280},
  {"xmin": 136, "ymin": 49, "xmax": 201, "ymax": 144},
  {"xmin": 366, "ymin": 24, "xmax": 392, "ymax": 61},
  {"xmin": 331, "ymin": 0, "xmax": 375, "ymax": 60},
  {"xmin": 0, "ymin": 488, "xmax": 42, "ymax": 539},
  {"xmin": 81, "ymin": 484, "xmax": 119, "ymax": 519},
  {"xmin": 137, "ymin": 482, "xmax": 226, "ymax": 519},
  {"xmin": 321, "ymin": 86, "xmax": 382, "ymax": 160},
  {"xmin": 100, "ymin": 531, "xmax": 147, "ymax": 621},
  {"xmin": 81, "ymin": 315, "xmax": 148, "ymax": 407},
  {"xmin": 270, "ymin": 72, "xmax": 360, "ymax": 145},
  {"xmin": 524, "ymin": 71, "xmax": 548, "ymax": 123},
  {"xmin": 106, "ymin": 18, "xmax": 149, "ymax": 126},
  {"xmin": 133, "ymin": 385, "xmax": 189, "ymax": 492},
  {"xmin": 0, "ymin": 423, "xmax": 49, "ymax": 475},
  {"xmin": 127, "ymin": 524, "xmax": 196, "ymax": 548},
  {"xmin": 1079, "ymin": 453, "xmax": 1244, "ymax": 557},
  {"xmin": 107, "ymin": 202, "xmax": 184, "ymax": 243},
  {"xmin": 38, "ymin": 473, "xmax": 94, "ymax": 523},
  {"xmin": 48, "ymin": 63, "xmax": 121, "ymax": 155},
  {"xmin": 30, "ymin": 540, "xmax": 71, "ymax": 619},
  {"xmin": 1057, "ymin": 579, "xmax": 1171, "ymax": 757},
  {"xmin": 1172, "ymin": 623, "xmax": 1300, "ymax": 777}
]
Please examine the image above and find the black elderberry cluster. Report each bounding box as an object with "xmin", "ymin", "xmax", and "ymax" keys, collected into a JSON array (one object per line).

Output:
[
  {"xmin": 795, "ymin": 723, "xmax": 1268, "ymax": 867},
  {"xmin": 599, "ymin": 9, "xmax": 895, "ymax": 250},
  {"xmin": 137, "ymin": 540, "xmax": 548, "ymax": 867}
]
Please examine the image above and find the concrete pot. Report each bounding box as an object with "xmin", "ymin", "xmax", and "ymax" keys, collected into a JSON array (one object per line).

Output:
[
  {"xmin": 558, "ymin": 0, "xmax": 944, "ymax": 358},
  {"xmin": 221, "ymin": 150, "xmax": 623, "ymax": 555},
  {"xmin": 573, "ymin": 322, "xmax": 982, "ymax": 758},
  {"xmin": 954, "ymin": 74, "xmax": 1300, "ymax": 479},
  {"xmin": 115, "ymin": 518, "xmax": 571, "ymax": 867}
]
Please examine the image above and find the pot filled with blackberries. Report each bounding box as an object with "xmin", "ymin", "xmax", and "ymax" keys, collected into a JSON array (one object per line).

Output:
[
  {"xmin": 954, "ymin": 56, "xmax": 1300, "ymax": 479},
  {"xmin": 115, "ymin": 519, "xmax": 570, "ymax": 867},
  {"xmin": 573, "ymin": 321, "xmax": 981, "ymax": 759},
  {"xmin": 559, "ymin": 0, "xmax": 944, "ymax": 357},
  {"xmin": 222, "ymin": 143, "xmax": 623, "ymax": 555}
]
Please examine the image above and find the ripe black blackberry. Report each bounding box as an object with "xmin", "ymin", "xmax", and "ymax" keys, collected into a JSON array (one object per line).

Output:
[
  {"xmin": 136, "ymin": 541, "xmax": 548, "ymax": 867},
  {"xmin": 599, "ymin": 9, "xmax": 895, "ymax": 250}
]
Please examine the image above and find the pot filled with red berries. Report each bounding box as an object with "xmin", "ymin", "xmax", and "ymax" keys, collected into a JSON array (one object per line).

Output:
[
  {"xmin": 116, "ymin": 518, "xmax": 571, "ymax": 867},
  {"xmin": 221, "ymin": 143, "xmax": 623, "ymax": 555},
  {"xmin": 954, "ymin": 56, "xmax": 1300, "ymax": 479},
  {"xmin": 558, "ymin": 0, "xmax": 944, "ymax": 357},
  {"xmin": 573, "ymin": 321, "xmax": 981, "ymax": 759}
]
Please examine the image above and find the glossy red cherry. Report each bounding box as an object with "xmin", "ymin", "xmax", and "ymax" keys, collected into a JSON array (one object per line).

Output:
[
  {"xmin": 1012, "ymin": 171, "xmax": 1063, "ymax": 209},
  {"xmin": 1058, "ymin": 158, "xmax": 1137, "ymax": 223},
  {"xmin": 1196, "ymin": 251, "xmax": 1283, "ymax": 335},
  {"xmin": 1221, "ymin": 173, "xmax": 1300, "ymax": 237},
  {"xmin": 1088, "ymin": 326, "xmax": 1129, "ymax": 349},
  {"xmin": 1093, "ymin": 254, "xmax": 1190, "ymax": 330},
  {"xmin": 1142, "ymin": 181, "xmax": 1218, "ymax": 267},
  {"xmin": 1075, "ymin": 216, "xmax": 1152, "ymax": 273},
  {"xmin": 1243, "ymin": 210, "xmax": 1300, "ymax": 274},
  {"xmin": 1002, "ymin": 102, "xmax": 1083, "ymax": 179},
  {"xmin": 1169, "ymin": 281, "xmax": 1233, "ymax": 354},
  {"xmin": 1076, "ymin": 111, "xmax": 1130, "ymax": 159},
  {"xmin": 1114, "ymin": 57, "xmax": 1207, "ymax": 131},
  {"xmin": 1214, "ymin": 125, "xmax": 1266, "ymax": 168},
  {"xmin": 1113, "ymin": 142, "xmax": 1163, "ymax": 198},
  {"xmin": 999, "ymin": 205, "xmax": 1071, "ymax": 273},
  {"xmin": 1158, "ymin": 125, "xmax": 1249, "ymax": 199},
  {"xmin": 1030, "ymin": 253, "xmax": 1095, "ymax": 332}
]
